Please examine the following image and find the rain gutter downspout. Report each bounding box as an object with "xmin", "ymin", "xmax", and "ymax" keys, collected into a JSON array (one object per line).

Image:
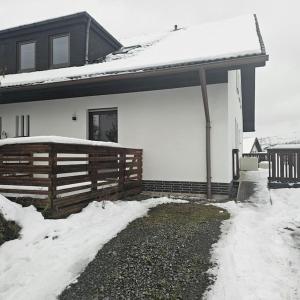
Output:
[
  {"xmin": 85, "ymin": 17, "xmax": 92, "ymax": 65},
  {"xmin": 199, "ymin": 68, "xmax": 212, "ymax": 199}
]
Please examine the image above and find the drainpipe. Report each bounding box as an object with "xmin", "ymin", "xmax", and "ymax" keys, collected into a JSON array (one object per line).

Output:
[
  {"xmin": 199, "ymin": 68, "xmax": 212, "ymax": 199},
  {"xmin": 85, "ymin": 17, "xmax": 92, "ymax": 65}
]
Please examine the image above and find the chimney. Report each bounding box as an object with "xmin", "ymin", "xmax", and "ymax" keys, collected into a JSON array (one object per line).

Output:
[{"xmin": 174, "ymin": 24, "xmax": 178, "ymax": 31}]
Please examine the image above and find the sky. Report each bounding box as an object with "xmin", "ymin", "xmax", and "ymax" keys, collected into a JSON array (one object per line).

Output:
[{"xmin": 0, "ymin": 0, "xmax": 299, "ymax": 138}]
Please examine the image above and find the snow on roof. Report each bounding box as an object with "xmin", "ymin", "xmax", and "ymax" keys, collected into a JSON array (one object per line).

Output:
[
  {"xmin": 0, "ymin": 136, "xmax": 123, "ymax": 148},
  {"xmin": 269, "ymin": 144, "xmax": 300, "ymax": 150},
  {"xmin": 243, "ymin": 137, "xmax": 256, "ymax": 153},
  {"xmin": 0, "ymin": 14, "xmax": 263, "ymax": 88}
]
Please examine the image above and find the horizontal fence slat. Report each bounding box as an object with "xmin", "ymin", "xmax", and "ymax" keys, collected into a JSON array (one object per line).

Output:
[
  {"xmin": 0, "ymin": 165, "xmax": 51, "ymax": 174},
  {"xmin": 0, "ymin": 141, "xmax": 143, "ymax": 218},
  {"xmin": 0, "ymin": 177, "xmax": 51, "ymax": 186},
  {"xmin": 0, "ymin": 188, "xmax": 48, "ymax": 195}
]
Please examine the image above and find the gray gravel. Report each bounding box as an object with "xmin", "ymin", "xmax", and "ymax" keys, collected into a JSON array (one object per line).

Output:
[{"xmin": 59, "ymin": 202, "xmax": 229, "ymax": 300}]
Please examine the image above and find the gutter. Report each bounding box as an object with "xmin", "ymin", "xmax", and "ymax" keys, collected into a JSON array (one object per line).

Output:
[{"xmin": 199, "ymin": 68, "xmax": 212, "ymax": 199}]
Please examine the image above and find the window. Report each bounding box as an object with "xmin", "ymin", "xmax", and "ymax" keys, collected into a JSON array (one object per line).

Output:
[
  {"xmin": 16, "ymin": 115, "xmax": 30, "ymax": 137},
  {"xmin": 19, "ymin": 41, "xmax": 36, "ymax": 72},
  {"xmin": 50, "ymin": 34, "xmax": 70, "ymax": 67},
  {"xmin": 88, "ymin": 109, "xmax": 118, "ymax": 142}
]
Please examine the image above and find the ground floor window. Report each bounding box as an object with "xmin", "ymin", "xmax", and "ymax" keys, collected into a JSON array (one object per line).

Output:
[
  {"xmin": 16, "ymin": 115, "xmax": 30, "ymax": 137},
  {"xmin": 88, "ymin": 109, "xmax": 118, "ymax": 142}
]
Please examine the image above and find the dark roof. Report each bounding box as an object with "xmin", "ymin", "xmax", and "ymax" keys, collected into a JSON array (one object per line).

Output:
[{"xmin": 0, "ymin": 11, "xmax": 122, "ymax": 48}]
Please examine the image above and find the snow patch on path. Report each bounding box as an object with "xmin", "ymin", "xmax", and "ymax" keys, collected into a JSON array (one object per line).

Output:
[
  {"xmin": 0, "ymin": 195, "xmax": 187, "ymax": 300},
  {"xmin": 205, "ymin": 171, "xmax": 300, "ymax": 300}
]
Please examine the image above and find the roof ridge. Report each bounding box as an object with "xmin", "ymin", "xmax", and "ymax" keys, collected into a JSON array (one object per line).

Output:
[{"xmin": 254, "ymin": 14, "xmax": 266, "ymax": 55}]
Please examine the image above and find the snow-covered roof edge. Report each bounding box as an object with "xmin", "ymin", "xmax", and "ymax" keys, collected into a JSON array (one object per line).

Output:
[
  {"xmin": 269, "ymin": 144, "xmax": 300, "ymax": 150},
  {"xmin": 254, "ymin": 14, "xmax": 266, "ymax": 55}
]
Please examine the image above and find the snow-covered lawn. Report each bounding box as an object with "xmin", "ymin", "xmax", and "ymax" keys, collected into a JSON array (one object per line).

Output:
[
  {"xmin": 0, "ymin": 195, "xmax": 186, "ymax": 300},
  {"xmin": 206, "ymin": 170, "xmax": 300, "ymax": 300}
]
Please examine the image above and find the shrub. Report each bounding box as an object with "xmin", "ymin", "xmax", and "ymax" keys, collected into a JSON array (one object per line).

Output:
[{"xmin": 0, "ymin": 213, "xmax": 21, "ymax": 246}]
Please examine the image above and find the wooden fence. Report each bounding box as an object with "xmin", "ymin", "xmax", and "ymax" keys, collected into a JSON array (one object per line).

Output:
[
  {"xmin": 242, "ymin": 152, "xmax": 268, "ymax": 162},
  {"xmin": 0, "ymin": 142, "xmax": 142, "ymax": 218},
  {"xmin": 268, "ymin": 148, "xmax": 300, "ymax": 187}
]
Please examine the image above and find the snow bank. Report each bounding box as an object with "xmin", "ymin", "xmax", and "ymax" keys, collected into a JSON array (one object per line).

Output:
[
  {"xmin": 0, "ymin": 14, "xmax": 262, "ymax": 88},
  {"xmin": 0, "ymin": 194, "xmax": 186, "ymax": 300},
  {"xmin": 205, "ymin": 171, "xmax": 300, "ymax": 300},
  {"xmin": 0, "ymin": 135, "xmax": 123, "ymax": 148}
]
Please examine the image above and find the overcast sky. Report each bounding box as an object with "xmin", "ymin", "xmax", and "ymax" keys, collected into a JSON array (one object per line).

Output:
[{"xmin": 1, "ymin": 0, "xmax": 299, "ymax": 137}]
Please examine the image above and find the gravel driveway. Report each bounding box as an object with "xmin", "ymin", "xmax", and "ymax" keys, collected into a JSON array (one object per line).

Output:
[{"xmin": 59, "ymin": 202, "xmax": 229, "ymax": 300}]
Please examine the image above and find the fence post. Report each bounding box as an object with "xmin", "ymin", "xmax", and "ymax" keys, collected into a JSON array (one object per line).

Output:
[
  {"xmin": 119, "ymin": 150, "xmax": 126, "ymax": 197},
  {"xmin": 48, "ymin": 145, "xmax": 57, "ymax": 210},
  {"xmin": 137, "ymin": 150, "xmax": 143, "ymax": 183},
  {"xmin": 89, "ymin": 153, "xmax": 97, "ymax": 194}
]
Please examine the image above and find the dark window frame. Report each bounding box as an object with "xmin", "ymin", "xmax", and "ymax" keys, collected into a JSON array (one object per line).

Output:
[
  {"xmin": 88, "ymin": 108, "xmax": 118, "ymax": 143},
  {"xmin": 50, "ymin": 33, "xmax": 70, "ymax": 69},
  {"xmin": 15, "ymin": 114, "xmax": 30, "ymax": 137},
  {"xmin": 18, "ymin": 40, "xmax": 36, "ymax": 73}
]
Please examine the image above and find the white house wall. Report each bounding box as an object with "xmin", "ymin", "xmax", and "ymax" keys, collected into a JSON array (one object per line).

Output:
[
  {"xmin": 227, "ymin": 70, "xmax": 244, "ymax": 180},
  {"xmin": 0, "ymin": 84, "xmax": 232, "ymax": 183}
]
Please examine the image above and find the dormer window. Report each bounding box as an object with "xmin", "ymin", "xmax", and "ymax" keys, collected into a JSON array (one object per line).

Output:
[
  {"xmin": 50, "ymin": 34, "xmax": 70, "ymax": 68},
  {"xmin": 19, "ymin": 41, "xmax": 36, "ymax": 72}
]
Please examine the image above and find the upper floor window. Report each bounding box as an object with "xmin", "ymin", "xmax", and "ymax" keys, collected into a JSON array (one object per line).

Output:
[
  {"xmin": 19, "ymin": 41, "xmax": 36, "ymax": 72},
  {"xmin": 50, "ymin": 34, "xmax": 70, "ymax": 68}
]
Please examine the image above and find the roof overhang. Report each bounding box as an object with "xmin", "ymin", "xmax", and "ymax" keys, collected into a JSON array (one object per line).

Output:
[
  {"xmin": 0, "ymin": 54, "xmax": 268, "ymax": 132},
  {"xmin": 0, "ymin": 53, "xmax": 268, "ymax": 93}
]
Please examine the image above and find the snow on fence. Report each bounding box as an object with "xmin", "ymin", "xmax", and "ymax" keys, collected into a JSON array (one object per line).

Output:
[
  {"xmin": 268, "ymin": 147, "xmax": 300, "ymax": 187},
  {"xmin": 0, "ymin": 142, "xmax": 142, "ymax": 217}
]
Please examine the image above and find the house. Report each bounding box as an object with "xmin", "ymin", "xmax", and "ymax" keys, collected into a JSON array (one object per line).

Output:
[
  {"xmin": 0, "ymin": 12, "xmax": 268, "ymax": 198},
  {"xmin": 243, "ymin": 137, "xmax": 263, "ymax": 153}
]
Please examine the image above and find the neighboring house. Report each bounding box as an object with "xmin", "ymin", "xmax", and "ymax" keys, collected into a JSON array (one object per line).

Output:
[
  {"xmin": 243, "ymin": 137, "xmax": 263, "ymax": 153},
  {"xmin": 0, "ymin": 12, "xmax": 268, "ymax": 197}
]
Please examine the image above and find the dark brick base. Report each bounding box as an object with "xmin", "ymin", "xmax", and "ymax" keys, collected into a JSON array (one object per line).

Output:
[{"xmin": 142, "ymin": 180, "xmax": 230, "ymax": 195}]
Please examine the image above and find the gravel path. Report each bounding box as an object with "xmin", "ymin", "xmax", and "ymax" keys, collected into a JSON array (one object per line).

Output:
[{"xmin": 59, "ymin": 202, "xmax": 229, "ymax": 300}]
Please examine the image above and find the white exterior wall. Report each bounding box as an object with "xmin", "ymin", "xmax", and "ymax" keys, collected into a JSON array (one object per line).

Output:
[
  {"xmin": 0, "ymin": 80, "xmax": 242, "ymax": 184},
  {"xmin": 227, "ymin": 70, "xmax": 244, "ymax": 180}
]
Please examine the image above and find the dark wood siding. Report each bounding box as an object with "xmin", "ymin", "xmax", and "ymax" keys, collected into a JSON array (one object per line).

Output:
[
  {"xmin": 0, "ymin": 12, "xmax": 121, "ymax": 75},
  {"xmin": 88, "ymin": 26, "xmax": 118, "ymax": 63}
]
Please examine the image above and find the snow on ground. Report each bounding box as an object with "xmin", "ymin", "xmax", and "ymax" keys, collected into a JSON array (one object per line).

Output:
[
  {"xmin": 205, "ymin": 170, "xmax": 300, "ymax": 300},
  {"xmin": 0, "ymin": 195, "xmax": 186, "ymax": 300}
]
